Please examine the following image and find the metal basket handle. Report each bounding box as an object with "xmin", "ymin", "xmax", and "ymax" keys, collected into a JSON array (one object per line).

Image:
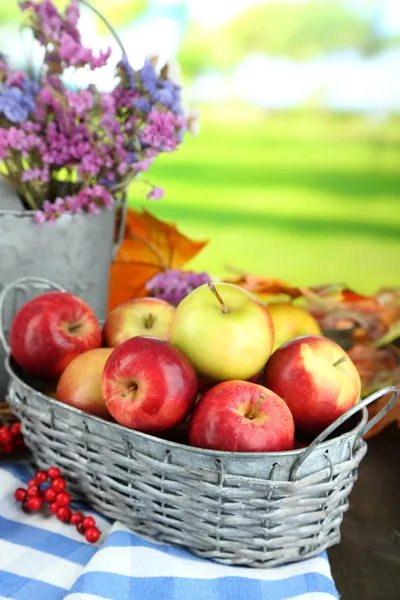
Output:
[
  {"xmin": 77, "ymin": 0, "xmax": 128, "ymax": 258},
  {"xmin": 290, "ymin": 385, "xmax": 398, "ymax": 480},
  {"xmin": 0, "ymin": 277, "xmax": 67, "ymax": 354}
]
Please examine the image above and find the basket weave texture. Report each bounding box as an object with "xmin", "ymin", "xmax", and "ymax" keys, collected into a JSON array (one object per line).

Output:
[{"xmin": 2, "ymin": 278, "xmax": 398, "ymax": 567}]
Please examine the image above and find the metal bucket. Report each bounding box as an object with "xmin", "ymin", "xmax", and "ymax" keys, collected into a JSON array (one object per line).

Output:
[{"xmin": 0, "ymin": 206, "xmax": 122, "ymax": 398}]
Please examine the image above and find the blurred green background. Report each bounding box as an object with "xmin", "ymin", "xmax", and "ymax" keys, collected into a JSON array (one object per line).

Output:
[{"xmin": 1, "ymin": 0, "xmax": 399, "ymax": 293}]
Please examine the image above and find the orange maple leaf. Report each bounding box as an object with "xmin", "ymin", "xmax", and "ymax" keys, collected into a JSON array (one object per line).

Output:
[{"xmin": 108, "ymin": 208, "xmax": 208, "ymax": 311}]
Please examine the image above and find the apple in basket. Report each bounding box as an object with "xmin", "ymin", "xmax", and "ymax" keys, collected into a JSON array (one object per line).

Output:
[
  {"xmin": 103, "ymin": 297, "xmax": 176, "ymax": 347},
  {"xmin": 102, "ymin": 336, "xmax": 198, "ymax": 431},
  {"xmin": 264, "ymin": 335, "xmax": 361, "ymax": 435},
  {"xmin": 9, "ymin": 292, "xmax": 102, "ymax": 378},
  {"xmin": 56, "ymin": 348, "xmax": 113, "ymax": 419},
  {"xmin": 171, "ymin": 282, "xmax": 274, "ymax": 382},
  {"xmin": 266, "ymin": 302, "xmax": 322, "ymax": 351},
  {"xmin": 189, "ymin": 381, "xmax": 295, "ymax": 452}
]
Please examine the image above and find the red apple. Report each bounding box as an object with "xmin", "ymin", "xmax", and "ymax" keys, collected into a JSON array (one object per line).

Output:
[
  {"xmin": 9, "ymin": 292, "xmax": 101, "ymax": 378},
  {"xmin": 264, "ymin": 335, "xmax": 361, "ymax": 435},
  {"xmin": 102, "ymin": 336, "xmax": 198, "ymax": 431},
  {"xmin": 189, "ymin": 381, "xmax": 295, "ymax": 452},
  {"xmin": 103, "ymin": 297, "xmax": 175, "ymax": 347},
  {"xmin": 56, "ymin": 348, "xmax": 113, "ymax": 418}
]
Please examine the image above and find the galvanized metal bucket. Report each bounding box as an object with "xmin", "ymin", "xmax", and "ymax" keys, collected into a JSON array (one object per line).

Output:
[{"xmin": 0, "ymin": 204, "xmax": 125, "ymax": 399}]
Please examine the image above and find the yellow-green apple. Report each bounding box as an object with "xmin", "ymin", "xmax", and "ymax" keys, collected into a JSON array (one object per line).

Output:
[
  {"xmin": 9, "ymin": 292, "xmax": 101, "ymax": 379},
  {"xmin": 103, "ymin": 297, "xmax": 175, "ymax": 347},
  {"xmin": 189, "ymin": 380, "xmax": 294, "ymax": 452},
  {"xmin": 264, "ymin": 334, "xmax": 361, "ymax": 435},
  {"xmin": 267, "ymin": 302, "xmax": 322, "ymax": 351},
  {"xmin": 56, "ymin": 348, "xmax": 113, "ymax": 418},
  {"xmin": 170, "ymin": 282, "xmax": 274, "ymax": 381},
  {"xmin": 102, "ymin": 336, "xmax": 198, "ymax": 431}
]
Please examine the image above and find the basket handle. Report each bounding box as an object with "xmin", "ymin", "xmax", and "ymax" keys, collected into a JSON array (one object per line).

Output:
[
  {"xmin": 76, "ymin": 0, "xmax": 128, "ymax": 259},
  {"xmin": 290, "ymin": 385, "xmax": 398, "ymax": 480},
  {"xmin": 0, "ymin": 277, "xmax": 67, "ymax": 354}
]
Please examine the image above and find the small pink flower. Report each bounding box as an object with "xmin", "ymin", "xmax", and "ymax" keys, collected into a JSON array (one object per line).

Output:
[{"xmin": 146, "ymin": 186, "xmax": 164, "ymax": 201}]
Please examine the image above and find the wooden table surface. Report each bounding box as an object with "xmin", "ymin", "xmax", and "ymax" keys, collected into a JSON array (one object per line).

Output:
[{"xmin": 328, "ymin": 423, "xmax": 400, "ymax": 600}]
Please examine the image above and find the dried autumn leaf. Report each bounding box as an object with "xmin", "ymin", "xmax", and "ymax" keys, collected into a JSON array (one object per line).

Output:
[
  {"xmin": 108, "ymin": 208, "xmax": 208, "ymax": 311},
  {"xmin": 222, "ymin": 272, "xmax": 304, "ymax": 299}
]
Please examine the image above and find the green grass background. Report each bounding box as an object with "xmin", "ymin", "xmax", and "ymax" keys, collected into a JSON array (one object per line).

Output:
[{"xmin": 128, "ymin": 106, "xmax": 400, "ymax": 294}]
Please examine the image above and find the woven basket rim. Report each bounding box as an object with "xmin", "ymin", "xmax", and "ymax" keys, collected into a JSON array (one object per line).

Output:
[{"xmin": 4, "ymin": 356, "xmax": 368, "ymax": 460}]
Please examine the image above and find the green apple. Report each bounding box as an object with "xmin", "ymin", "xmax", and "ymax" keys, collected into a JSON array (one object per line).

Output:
[{"xmin": 170, "ymin": 282, "xmax": 274, "ymax": 381}]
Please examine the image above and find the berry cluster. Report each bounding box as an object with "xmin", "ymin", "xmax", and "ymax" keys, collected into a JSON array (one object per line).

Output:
[
  {"xmin": 14, "ymin": 466, "xmax": 101, "ymax": 543},
  {"xmin": 0, "ymin": 422, "xmax": 24, "ymax": 454}
]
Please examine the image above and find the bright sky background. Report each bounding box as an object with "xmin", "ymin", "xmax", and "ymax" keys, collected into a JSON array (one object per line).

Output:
[{"xmin": 154, "ymin": 0, "xmax": 400, "ymax": 31}]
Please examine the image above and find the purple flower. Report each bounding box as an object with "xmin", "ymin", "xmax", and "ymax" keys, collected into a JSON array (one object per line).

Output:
[
  {"xmin": 141, "ymin": 109, "xmax": 179, "ymax": 152},
  {"xmin": 21, "ymin": 167, "xmax": 49, "ymax": 182},
  {"xmin": 119, "ymin": 54, "xmax": 136, "ymax": 89},
  {"xmin": 66, "ymin": 89, "xmax": 94, "ymax": 115},
  {"xmin": 0, "ymin": 85, "xmax": 36, "ymax": 122},
  {"xmin": 146, "ymin": 269, "xmax": 212, "ymax": 305},
  {"xmin": 139, "ymin": 59, "xmax": 157, "ymax": 97},
  {"xmin": 134, "ymin": 97, "xmax": 151, "ymax": 114},
  {"xmin": 146, "ymin": 186, "xmax": 164, "ymax": 201}
]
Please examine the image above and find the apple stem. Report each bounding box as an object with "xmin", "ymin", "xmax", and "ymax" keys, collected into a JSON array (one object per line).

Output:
[
  {"xmin": 120, "ymin": 383, "xmax": 138, "ymax": 398},
  {"xmin": 144, "ymin": 313, "xmax": 156, "ymax": 329},
  {"xmin": 246, "ymin": 395, "xmax": 265, "ymax": 420},
  {"xmin": 333, "ymin": 355, "xmax": 347, "ymax": 368},
  {"xmin": 208, "ymin": 282, "xmax": 228, "ymax": 314}
]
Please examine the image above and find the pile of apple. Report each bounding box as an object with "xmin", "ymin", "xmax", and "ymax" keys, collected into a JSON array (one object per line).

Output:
[{"xmin": 9, "ymin": 282, "xmax": 361, "ymax": 453}]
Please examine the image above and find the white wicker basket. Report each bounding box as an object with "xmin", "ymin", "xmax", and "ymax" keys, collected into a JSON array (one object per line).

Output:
[{"xmin": 1, "ymin": 277, "xmax": 397, "ymax": 567}]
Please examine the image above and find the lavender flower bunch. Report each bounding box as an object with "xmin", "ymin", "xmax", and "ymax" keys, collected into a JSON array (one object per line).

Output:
[
  {"xmin": 0, "ymin": 0, "xmax": 186, "ymax": 223},
  {"xmin": 146, "ymin": 269, "xmax": 211, "ymax": 306}
]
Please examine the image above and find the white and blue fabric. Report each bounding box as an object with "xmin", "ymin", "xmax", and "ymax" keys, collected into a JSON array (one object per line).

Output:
[{"xmin": 0, "ymin": 463, "xmax": 339, "ymax": 600}]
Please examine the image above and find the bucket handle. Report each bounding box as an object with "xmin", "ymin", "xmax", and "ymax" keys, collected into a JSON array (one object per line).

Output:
[
  {"xmin": 290, "ymin": 385, "xmax": 398, "ymax": 480},
  {"xmin": 76, "ymin": 0, "xmax": 129, "ymax": 259},
  {"xmin": 0, "ymin": 277, "xmax": 67, "ymax": 355}
]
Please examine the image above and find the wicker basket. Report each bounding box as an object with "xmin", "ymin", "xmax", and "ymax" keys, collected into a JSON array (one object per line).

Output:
[{"xmin": 1, "ymin": 278, "xmax": 398, "ymax": 567}]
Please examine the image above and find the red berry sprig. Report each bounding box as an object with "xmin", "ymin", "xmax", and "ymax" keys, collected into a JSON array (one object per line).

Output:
[
  {"xmin": 0, "ymin": 422, "xmax": 25, "ymax": 454},
  {"xmin": 13, "ymin": 466, "xmax": 101, "ymax": 544}
]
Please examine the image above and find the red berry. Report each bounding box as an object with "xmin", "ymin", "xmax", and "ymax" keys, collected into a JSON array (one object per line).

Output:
[
  {"xmin": 14, "ymin": 488, "xmax": 27, "ymax": 502},
  {"xmin": 22, "ymin": 501, "xmax": 31, "ymax": 513},
  {"xmin": 70, "ymin": 512, "xmax": 84, "ymax": 526},
  {"xmin": 10, "ymin": 422, "xmax": 21, "ymax": 437},
  {"xmin": 28, "ymin": 478, "xmax": 38, "ymax": 488},
  {"xmin": 55, "ymin": 492, "xmax": 71, "ymax": 508},
  {"xmin": 47, "ymin": 467, "xmax": 61, "ymax": 479},
  {"xmin": 77, "ymin": 522, "xmax": 86, "ymax": 535},
  {"xmin": 43, "ymin": 488, "xmax": 57, "ymax": 503},
  {"xmin": 26, "ymin": 497, "xmax": 42, "ymax": 512},
  {"xmin": 85, "ymin": 526, "xmax": 100, "ymax": 543},
  {"xmin": 56, "ymin": 507, "xmax": 71, "ymax": 523},
  {"xmin": 49, "ymin": 502, "xmax": 59, "ymax": 514},
  {"xmin": 0, "ymin": 427, "xmax": 11, "ymax": 444},
  {"xmin": 51, "ymin": 477, "xmax": 66, "ymax": 493},
  {"xmin": 35, "ymin": 470, "xmax": 48, "ymax": 484},
  {"xmin": 82, "ymin": 516, "xmax": 96, "ymax": 530},
  {"xmin": 27, "ymin": 485, "xmax": 40, "ymax": 497},
  {"xmin": 1, "ymin": 443, "xmax": 14, "ymax": 454}
]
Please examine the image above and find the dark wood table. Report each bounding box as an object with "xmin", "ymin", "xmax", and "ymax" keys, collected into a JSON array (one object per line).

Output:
[{"xmin": 328, "ymin": 423, "xmax": 400, "ymax": 600}]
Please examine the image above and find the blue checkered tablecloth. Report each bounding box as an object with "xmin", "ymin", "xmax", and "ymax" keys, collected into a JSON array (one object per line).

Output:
[{"xmin": 0, "ymin": 463, "xmax": 339, "ymax": 600}]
